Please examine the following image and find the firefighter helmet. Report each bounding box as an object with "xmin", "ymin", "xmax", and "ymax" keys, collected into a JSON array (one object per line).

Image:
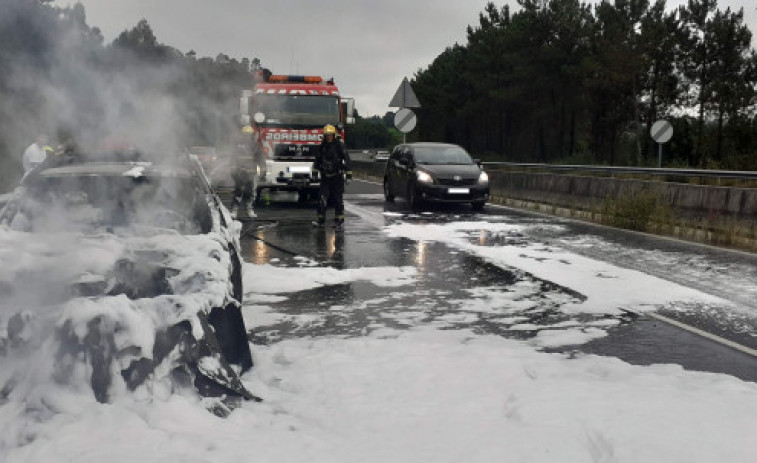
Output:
[
  {"xmin": 241, "ymin": 125, "xmax": 254, "ymax": 134},
  {"xmin": 323, "ymin": 124, "xmax": 337, "ymax": 136}
]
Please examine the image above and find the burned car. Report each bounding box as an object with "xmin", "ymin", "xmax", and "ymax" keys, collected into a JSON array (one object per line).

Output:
[{"xmin": 0, "ymin": 155, "xmax": 256, "ymax": 408}]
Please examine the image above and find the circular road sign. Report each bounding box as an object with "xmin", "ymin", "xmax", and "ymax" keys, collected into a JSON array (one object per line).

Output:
[
  {"xmin": 650, "ymin": 120, "xmax": 673, "ymax": 144},
  {"xmin": 394, "ymin": 108, "xmax": 417, "ymax": 134}
]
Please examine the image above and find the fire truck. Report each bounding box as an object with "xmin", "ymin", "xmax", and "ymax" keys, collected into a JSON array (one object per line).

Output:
[{"xmin": 239, "ymin": 71, "xmax": 355, "ymax": 203}]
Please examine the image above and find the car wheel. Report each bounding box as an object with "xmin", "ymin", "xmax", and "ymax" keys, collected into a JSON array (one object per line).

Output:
[
  {"xmin": 408, "ymin": 183, "xmax": 422, "ymax": 210},
  {"xmin": 472, "ymin": 201, "xmax": 485, "ymax": 212},
  {"xmin": 230, "ymin": 246, "xmax": 243, "ymax": 303},
  {"xmin": 207, "ymin": 303, "xmax": 253, "ymax": 372},
  {"xmin": 384, "ymin": 177, "xmax": 395, "ymax": 202}
]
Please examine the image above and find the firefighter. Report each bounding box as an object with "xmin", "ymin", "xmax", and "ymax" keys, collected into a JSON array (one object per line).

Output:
[
  {"xmin": 313, "ymin": 124, "xmax": 351, "ymax": 227},
  {"xmin": 230, "ymin": 126, "xmax": 256, "ymax": 219}
]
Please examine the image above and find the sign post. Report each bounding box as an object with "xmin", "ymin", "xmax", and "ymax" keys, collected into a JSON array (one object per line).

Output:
[
  {"xmin": 389, "ymin": 78, "xmax": 421, "ymax": 143},
  {"xmin": 650, "ymin": 120, "xmax": 673, "ymax": 168}
]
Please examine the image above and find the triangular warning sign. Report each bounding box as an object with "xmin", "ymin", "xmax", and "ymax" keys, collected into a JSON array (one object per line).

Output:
[{"xmin": 389, "ymin": 77, "xmax": 421, "ymax": 108}]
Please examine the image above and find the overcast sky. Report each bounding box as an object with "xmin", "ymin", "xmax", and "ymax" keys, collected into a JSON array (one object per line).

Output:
[{"xmin": 54, "ymin": 0, "xmax": 757, "ymax": 117}]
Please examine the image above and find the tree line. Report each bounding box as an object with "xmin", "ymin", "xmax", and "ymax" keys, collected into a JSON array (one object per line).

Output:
[
  {"xmin": 411, "ymin": 0, "xmax": 757, "ymax": 169},
  {"xmin": 344, "ymin": 112, "xmax": 402, "ymax": 151}
]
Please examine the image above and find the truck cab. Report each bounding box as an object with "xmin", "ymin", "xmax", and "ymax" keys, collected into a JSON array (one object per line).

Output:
[{"xmin": 239, "ymin": 73, "xmax": 355, "ymax": 203}]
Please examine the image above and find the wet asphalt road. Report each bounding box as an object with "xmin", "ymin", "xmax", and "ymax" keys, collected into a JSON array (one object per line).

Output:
[{"xmin": 232, "ymin": 179, "xmax": 757, "ymax": 383}]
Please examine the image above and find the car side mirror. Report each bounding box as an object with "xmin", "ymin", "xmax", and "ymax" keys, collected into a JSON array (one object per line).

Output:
[
  {"xmin": 398, "ymin": 157, "xmax": 409, "ymax": 166},
  {"xmin": 474, "ymin": 158, "xmax": 482, "ymax": 167}
]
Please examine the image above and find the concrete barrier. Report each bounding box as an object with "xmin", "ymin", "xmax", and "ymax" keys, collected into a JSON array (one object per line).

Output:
[
  {"xmin": 487, "ymin": 170, "xmax": 757, "ymax": 222},
  {"xmin": 485, "ymin": 170, "xmax": 757, "ymax": 249}
]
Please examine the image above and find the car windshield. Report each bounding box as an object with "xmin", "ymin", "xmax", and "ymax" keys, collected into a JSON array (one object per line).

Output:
[
  {"xmin": 253, "ymin": 94, "xmax": 340, "ymax": 127},
  {"xmin": 413, "ymin": 146, "xmax": 474, "ymax": 165},
  {"xmin": 8, "ymin": 174, "xmax": 209, "ymax": 234}
]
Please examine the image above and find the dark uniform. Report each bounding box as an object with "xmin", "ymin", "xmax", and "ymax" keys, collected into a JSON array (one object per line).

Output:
[
  {"xmin": 313, "ymin": 133, "xmax": 351, "ymax": 226},
  {"xmin": 230, "ymin": 157, "xmax": 253, "ymax": 215},
  {"xmin": 230, "ymin": 127, "xmax": 258, "ymax": 218}
]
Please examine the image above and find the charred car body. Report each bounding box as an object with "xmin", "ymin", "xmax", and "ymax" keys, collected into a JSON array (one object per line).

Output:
[{"xmin": 0, "ymin": 153, "xmax": 256, "ymax": 408}]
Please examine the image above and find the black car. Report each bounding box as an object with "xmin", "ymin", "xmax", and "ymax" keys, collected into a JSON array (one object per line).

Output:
[
  {"xmin": 383, "ymin": 142, "xmax": 489, "ymax": 211},
  {"xmin": 0, "ymin": 153, "xmax": 256, "ymax": 406}
]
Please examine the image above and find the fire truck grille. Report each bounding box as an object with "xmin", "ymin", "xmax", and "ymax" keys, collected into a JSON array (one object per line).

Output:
[{"xmin": 274, "ymin": 144, "xmax": 318, "ymax": 158}]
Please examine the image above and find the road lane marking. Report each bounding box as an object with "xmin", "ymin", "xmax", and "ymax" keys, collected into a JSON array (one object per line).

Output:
[
  {"xmin": 623, "ymin": 308, "xmax": 757, "ymax": 358},
  {"xmin": 352, "ymin": 178, "xmax": 382, "ymax": 186},
  {"xmin": 343, "ymin": 201, "xmax": 387, "ymax": 229}
]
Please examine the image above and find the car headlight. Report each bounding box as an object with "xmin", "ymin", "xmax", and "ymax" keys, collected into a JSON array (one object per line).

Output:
[
  {"xmin": 477, "ymin": 171, "xmax": 489, "ymax": 185},
  {"xmin": 416, "ymin": 171, "xmax": 433, "ymax": 183}
]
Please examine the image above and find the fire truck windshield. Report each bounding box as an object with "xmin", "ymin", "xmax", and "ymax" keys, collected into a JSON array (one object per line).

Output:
[{"xmin": 254, "ymin": 94, "xmax": 340, "ymax": 127}]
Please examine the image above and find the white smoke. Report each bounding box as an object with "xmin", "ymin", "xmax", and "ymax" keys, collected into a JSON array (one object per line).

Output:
[
  {"xmin": 0, "ymin": 1, "xmax": 244, "ymax": 185},
  {"xmin": 0, "ymin": 2, "xmax": 248, "ymax": 441}
]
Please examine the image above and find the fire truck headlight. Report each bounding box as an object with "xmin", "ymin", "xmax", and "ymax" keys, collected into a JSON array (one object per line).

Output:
[
  {"xmin": 416, "ymin": 171, "xmax": 433, "ymax": 184},
  {"xmin": 477, "ymin": 171, "xmax": 489, "ymax": 185}
]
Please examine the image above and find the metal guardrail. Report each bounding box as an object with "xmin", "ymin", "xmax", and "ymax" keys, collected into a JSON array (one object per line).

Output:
[{"xmin": 481, "ymin": 162, "xmax": 757, "ymax": 181}]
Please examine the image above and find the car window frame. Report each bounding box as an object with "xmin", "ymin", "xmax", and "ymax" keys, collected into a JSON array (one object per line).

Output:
[
  {"xmin": 390, "ymin": 146, "xmax": 403, "ymax": 162},
  {"xmin": 404, "ymin": 147, "xmax": 415, "ymax": 166}
]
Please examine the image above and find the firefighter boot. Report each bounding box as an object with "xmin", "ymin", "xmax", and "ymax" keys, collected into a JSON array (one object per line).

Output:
[{"xmin": 245, "ymin": 200, "xmax": 256, "ymax": 218}]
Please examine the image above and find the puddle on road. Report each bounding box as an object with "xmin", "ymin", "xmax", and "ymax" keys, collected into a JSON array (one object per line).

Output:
[{"xmin": 245, "ymin": 236, "xmax": 625, "ymax": 350}]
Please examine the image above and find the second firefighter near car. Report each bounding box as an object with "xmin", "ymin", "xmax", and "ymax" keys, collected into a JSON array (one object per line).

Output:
[
  {"xmin": 229, "ymin": 125, "xmax": 263, "ymax": 219},
  {"xmin": 313, "ymin": 124, "xmax": 351, "ymax": 227}
]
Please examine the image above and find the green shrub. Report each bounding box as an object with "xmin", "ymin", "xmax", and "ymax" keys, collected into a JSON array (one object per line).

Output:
[{"xmin": 602, "ymin": 192, "xmax": 668, "ymax": 232}]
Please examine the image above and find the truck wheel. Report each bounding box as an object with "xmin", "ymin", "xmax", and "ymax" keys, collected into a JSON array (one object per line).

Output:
[{"xmin": 472, "ymin": 201, "xmax": 485, "ymax": 212}]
